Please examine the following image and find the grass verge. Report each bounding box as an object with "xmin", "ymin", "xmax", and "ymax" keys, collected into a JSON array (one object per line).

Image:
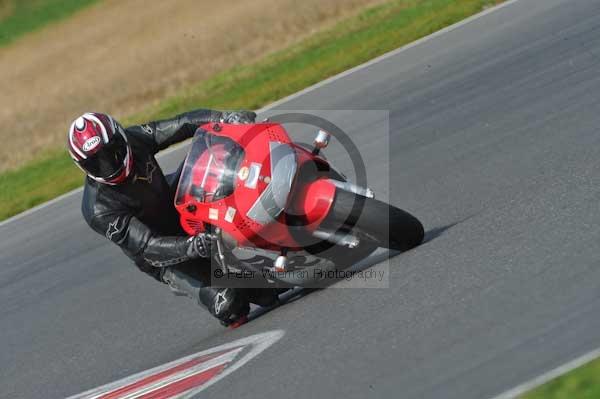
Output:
[
  {"xmin": 0, "ymin": 0, "xmax": 503, "ymax": 221},
  {"xmin": 0, "ymin": 0, "xmax": 99, "ymax": 46},
  {"xmin": 520, "ymin": 356, "xmax": 600, "ymax": 399}
]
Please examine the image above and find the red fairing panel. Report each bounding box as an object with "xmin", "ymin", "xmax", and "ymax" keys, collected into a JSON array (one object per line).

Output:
[{"xmin": 292, "ymin": 178, "xmax": 336, "ymax": 231}]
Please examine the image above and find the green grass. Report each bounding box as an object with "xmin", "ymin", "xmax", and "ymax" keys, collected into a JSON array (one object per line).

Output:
[
  {"xmin": 0, "ymin": 0, "xmax": 99, "ymax": 46},
  {"xmin": 140, "ymin": 0, "xmax": 503, "ymax": 118},
  {"xmin": 520, "ymin": 357, "xmax": 600, "ymax": 399},
  {"xmin": 0, "ymin": 0, "xmax": 503, "ymax": 221},
  {"xmin": 0, "ymin": 149, "xmax": 84, "ymax": 220}
]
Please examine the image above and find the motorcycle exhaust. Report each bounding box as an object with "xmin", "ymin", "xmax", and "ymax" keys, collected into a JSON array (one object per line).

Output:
[
  {"xmin": 329, "ymin": 179, "xmax": 375, "ymax": 199},
  {"xmin": 312, "ymin": 229, "xmax": 360, "ymax": 249}
]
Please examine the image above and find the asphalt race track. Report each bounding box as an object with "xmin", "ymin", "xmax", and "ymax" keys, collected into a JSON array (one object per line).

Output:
[{"xmin": 3, "ymin": 0, "xmax": 600, "ymax": 397}]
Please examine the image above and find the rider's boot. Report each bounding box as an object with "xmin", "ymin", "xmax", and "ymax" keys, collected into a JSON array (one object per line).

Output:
[{"xmin": 199, "ymin": 286, "xmax": 250, "ymax": 326}]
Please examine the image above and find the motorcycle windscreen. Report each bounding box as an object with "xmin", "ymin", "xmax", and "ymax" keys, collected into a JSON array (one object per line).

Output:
[{"xmin": 175, "ymin": 129, "xmax": 244, "ymax": 205}]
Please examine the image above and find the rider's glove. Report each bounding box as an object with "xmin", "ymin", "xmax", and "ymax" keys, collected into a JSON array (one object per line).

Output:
[
  {"xmin": 186, "ymin": 233, "xmax": 211, "ymax": 258},
  {"xmin": 220, "ymin": 110, "xmax": 256, "ymax": 124}
]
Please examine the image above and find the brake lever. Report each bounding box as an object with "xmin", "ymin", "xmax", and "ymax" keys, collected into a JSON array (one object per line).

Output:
[{"xmin": 212, "ymin": 228, "xmax": 229, "ymax": 274}]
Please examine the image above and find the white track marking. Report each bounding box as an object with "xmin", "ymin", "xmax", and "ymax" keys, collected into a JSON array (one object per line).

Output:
[
  {"xmin": 489, "ymin": 346, "xmax": 600, "ymax": 399},
  {"xmin": 0, "ymin": 0, "xmax": 521, "ymax": 229},
  {"xmin": 67, "ymin": 330, "xmax": 284, "ymax": 399}
]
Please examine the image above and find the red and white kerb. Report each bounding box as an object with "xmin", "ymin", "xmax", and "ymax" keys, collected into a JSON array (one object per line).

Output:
[{"xmin": 67, "ymin": 330, "xmax": 285, "ymax": 399}]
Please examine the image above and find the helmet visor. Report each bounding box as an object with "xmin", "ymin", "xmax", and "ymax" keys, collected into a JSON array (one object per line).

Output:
[{"xmin": 80, "ymin": 133, "xmax": 129, "ymax": 180}]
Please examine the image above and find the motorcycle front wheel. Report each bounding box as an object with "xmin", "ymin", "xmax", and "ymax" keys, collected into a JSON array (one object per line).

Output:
[{"xmin": 322, "ymin": 189, "xmax": 425, "ymax": 251}]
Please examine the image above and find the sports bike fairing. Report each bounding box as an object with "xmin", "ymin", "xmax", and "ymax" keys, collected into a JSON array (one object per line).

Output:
[
  {"xmin": 246, "ymin": 141, "xmax": 297, "ymax": 225},
  {"xmin": 175, "ymin": 123, "xmax": 305, "ymax": 248}
]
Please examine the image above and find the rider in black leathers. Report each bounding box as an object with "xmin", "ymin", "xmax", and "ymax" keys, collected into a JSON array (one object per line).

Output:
[{"xmin": 68, "ymin": 109, "xmax": 276, "ymax": 325}]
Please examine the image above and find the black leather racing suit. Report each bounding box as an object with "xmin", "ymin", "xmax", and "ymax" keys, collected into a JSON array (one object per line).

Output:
[
  {"xmin": 81, "ymin": 109, "xmax": 277, "ymax": 323},
  {"xmin": 82, "ymin": 109, "xmax": 222, "ymax": 281}
]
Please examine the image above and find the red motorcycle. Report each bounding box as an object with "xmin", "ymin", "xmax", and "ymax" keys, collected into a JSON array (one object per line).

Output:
[{"xmin": 174, "ymin": 122, "xmax": 424, "ymax": 287}]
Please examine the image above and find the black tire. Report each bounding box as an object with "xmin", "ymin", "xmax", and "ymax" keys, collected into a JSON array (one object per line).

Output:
[{"xmin": 324, "ymin": 189, "xmax": 424, "ymax": 251}]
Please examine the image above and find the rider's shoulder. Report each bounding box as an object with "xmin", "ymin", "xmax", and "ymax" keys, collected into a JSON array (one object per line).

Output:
[
  {"xmin": 125, "ymin": 124, "xmax": 154, "ymax": 140},
  {"xmin": 123, "ymin": 125, "xmax": 156, "ymax": 150},
  {"xmin": 81, "ymin": 180, "xmax": 100, "ymax": 224},
  {"xmin": 81, "ymin": 179, "xmax": 128, "ymax": 221}
]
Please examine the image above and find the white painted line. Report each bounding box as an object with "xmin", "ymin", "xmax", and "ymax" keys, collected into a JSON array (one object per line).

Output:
[
  {"xmin": 0, "ymin": 0, "xmax": 521, "ymax": 229},
  {"xmin": 489, "ymin": 346, "xmax": 600, "ymax": 399}
]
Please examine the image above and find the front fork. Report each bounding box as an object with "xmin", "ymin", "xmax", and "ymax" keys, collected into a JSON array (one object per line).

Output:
[
  {"xmin": 310, "ymin": 179, "xmax": 374, "ymax": 248},
  {"xmin": 276, "ymin": 178, "xmax": 374, "ymax": 272}
]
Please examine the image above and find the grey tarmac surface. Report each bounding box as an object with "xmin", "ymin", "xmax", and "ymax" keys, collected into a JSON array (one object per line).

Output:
[{"xmin": 2, "ymin": 0, "xmax": 600, "ymax": 397}]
